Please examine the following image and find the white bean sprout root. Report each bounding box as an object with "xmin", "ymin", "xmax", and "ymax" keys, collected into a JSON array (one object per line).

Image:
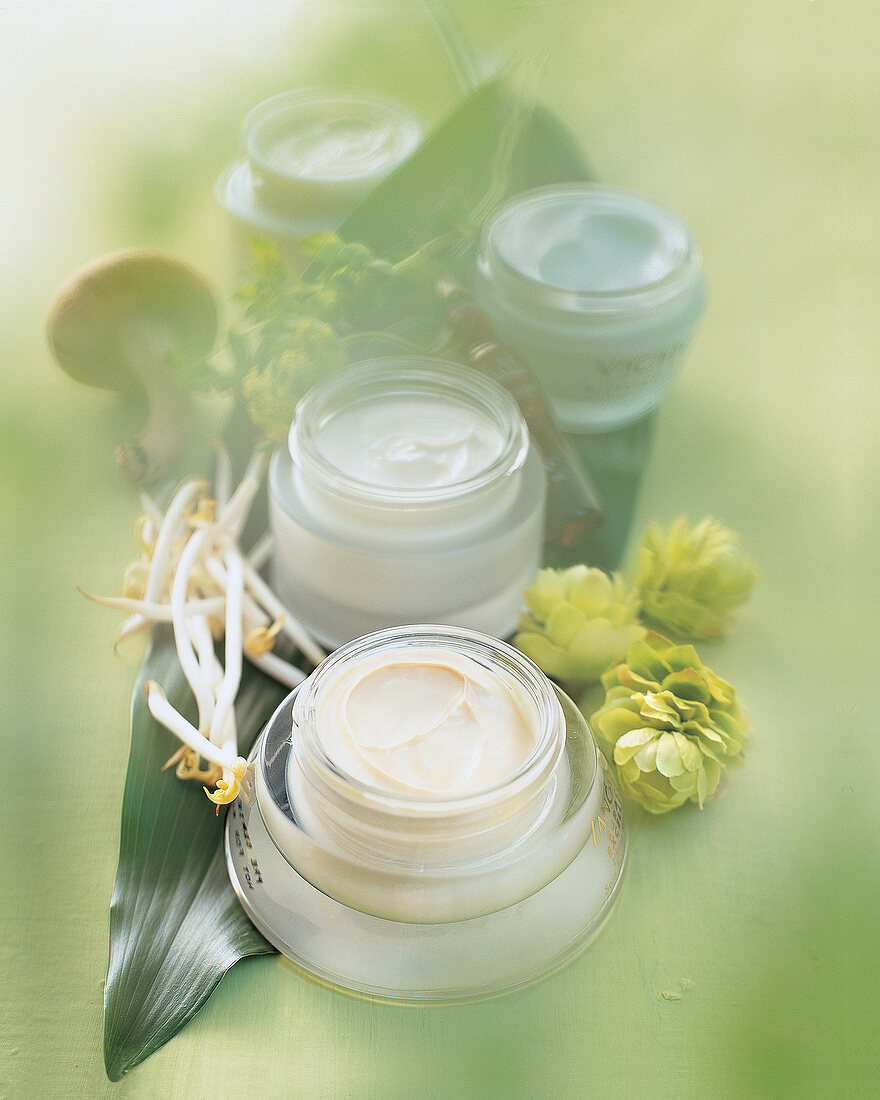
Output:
[{"xmin": 84, "ymin": 450, "xmax": 324, "ymax": 810}]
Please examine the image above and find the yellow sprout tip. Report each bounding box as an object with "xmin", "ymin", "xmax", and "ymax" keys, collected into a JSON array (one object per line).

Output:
[
  {"xmin": 245, "ymin": 615, "xmax": 284, "ymax": 657},
  {"xmin": 204, "ymin": 778, "xmax": 237, "ymax": 808},
  {"xmin": 188, "ymin": 498, "xmax": 217, "ymax": 527},
  {"xmin": 203, "ymin": 759, "xmax": 247, "ymax": 808}
]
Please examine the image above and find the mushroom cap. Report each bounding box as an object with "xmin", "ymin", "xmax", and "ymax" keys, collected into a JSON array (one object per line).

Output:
[{"xmin": 46, "ymin": 248, "xmax": 218, "ymax": 391}]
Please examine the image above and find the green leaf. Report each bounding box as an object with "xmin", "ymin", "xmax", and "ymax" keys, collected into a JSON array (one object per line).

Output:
[
  {"xmin": 103, "ymin": 628, "xmax": 286, "ymax": 1080},
  {"xmin": 339, "ymin": 74, "xmax": 590, "ymax": 275}
]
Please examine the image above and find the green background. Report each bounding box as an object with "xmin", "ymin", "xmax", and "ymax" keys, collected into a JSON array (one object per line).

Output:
[{"xmin": 1, "ymin": 2, "xmax": 876, "ymax": 1097}]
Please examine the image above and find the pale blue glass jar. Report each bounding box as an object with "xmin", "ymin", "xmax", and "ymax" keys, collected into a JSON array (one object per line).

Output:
[{"xmin": 475, "ymin": 184, "xmax": 707, "ymax": 432}]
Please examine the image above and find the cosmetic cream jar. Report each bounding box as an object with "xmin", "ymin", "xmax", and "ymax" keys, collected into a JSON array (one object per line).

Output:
[
  {"xmin": 225, "ymin": 626, "xmax": 628, "ymax": 999},
  {"xmin": 475, "ymin": 184, "xmax": 707, "ymax": 432},
  {"xmin": 217, "ymin": 88, "xmax": 422, "ymax": 267},
  {"xmin": 268, "ymin": 358, "xmax": 545, "ymax": 648}
]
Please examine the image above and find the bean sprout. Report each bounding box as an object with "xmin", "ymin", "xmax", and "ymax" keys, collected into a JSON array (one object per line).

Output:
[{"xmin": 83, "ymin": 451, "xmax": 320, "ymax": 809}]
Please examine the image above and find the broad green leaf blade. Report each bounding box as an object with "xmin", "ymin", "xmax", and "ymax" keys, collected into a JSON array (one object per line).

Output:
[
  {"xmin": 340, "ymin": 74, "xmax": 591, "ymax": 272},
  {"xmin": 103, "ymin": 627, "xmax": 286, "ymax": 1081}
]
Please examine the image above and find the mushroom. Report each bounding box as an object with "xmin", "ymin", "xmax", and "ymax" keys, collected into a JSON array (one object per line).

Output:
[{"xmin": 46, "ymin": 248, "xmax": 218, "ymax": 484}]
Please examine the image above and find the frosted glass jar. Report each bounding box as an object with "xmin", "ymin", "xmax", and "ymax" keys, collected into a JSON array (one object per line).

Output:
[
  {"xmin": 268, "ymin": 358, "xmax": 545, "ymax": 648},
  {"xmin": 475, "ymin": 184, "xmax": 707, "ymax": 432},
  {"xmin": 225, "ymin": 626, "xmax": 628, "ymax": 999},
  {"xmin": 216, "ymin": 88, "xmax": 422, "ymax": 267}
]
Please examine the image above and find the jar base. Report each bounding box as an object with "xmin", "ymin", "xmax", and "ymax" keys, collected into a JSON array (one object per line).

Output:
[{"xmin": 225, "ymin": 745, "xmax": 628, "ymax": 1001}]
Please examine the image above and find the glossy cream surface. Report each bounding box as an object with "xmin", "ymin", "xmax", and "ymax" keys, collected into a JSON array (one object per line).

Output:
[
  {"xmin": 266, "ymin": 110, "xmax": 412, "ymax": 182},
  {"xmin": 314, "ymin": 397, "xmax": 506, "ymax": 490},
  {"xmin": 495, "ymin": 193, "xmax": 687, "ymax": 294},
  {"xmin": 313, "ymin": 647, "xmax": 537, "ymax": 795}
]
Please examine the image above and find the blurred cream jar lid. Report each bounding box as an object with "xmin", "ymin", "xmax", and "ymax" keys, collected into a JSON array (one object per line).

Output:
[
  {"xmin": 268, "ymin": 358, "xmax": 545, "ymax": 648},
  {"xmin": 226, "ymin": 625, "xmax": 628, "ymax": 997},
  {"xmin": 216, "ymin": 87, "xmax": 422, "ymax": 253},
  {"xmin": 475, "ymin": 184, "xmax": 707, "ymax": 432}
]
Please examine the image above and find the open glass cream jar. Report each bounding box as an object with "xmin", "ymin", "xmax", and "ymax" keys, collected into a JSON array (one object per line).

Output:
[
  {"xmin": 216, "ymin": 87, "xmax": 422, "ymax": 266},
  {"xmin": 225, "ymin": 626, "xmax": 628, "ymax": 999},
  {"xmin": 475, "ymin": 184, "xmax": 707, "ymax": 432},
  {"xmin": 268, "ymin": 358, "xmax": 545, "ymax": 648}
]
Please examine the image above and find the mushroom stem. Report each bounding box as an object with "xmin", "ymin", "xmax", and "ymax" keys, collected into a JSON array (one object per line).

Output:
[
  {"xmin": 213, "ymin": 443, "xmax": 233, "ymax": 511},
  {"xmin": 115, "ymin": 372, "xmax": 194, "ymax": 485},
  {"xmin": 46, "ymin": 249, "xmax": 218, "ymax": 487}
]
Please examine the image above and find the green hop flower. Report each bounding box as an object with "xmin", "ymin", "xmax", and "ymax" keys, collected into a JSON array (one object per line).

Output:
[
  {"xmin": 515, "ymin": 566, "xmax": 645, "ymax": 687},
  {"xmin": 241, "ymin": 319, "xmax": 346, "ymax": 442},
  {"xmin": 635, "ymin": 516, "xmax": 757, "ymax": 639},
  {"xmin": 591, "ymin": 632, "xmax": 749, "ymax": 814}
]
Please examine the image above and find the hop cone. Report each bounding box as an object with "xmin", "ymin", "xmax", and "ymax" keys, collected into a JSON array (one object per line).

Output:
[
  {"xmin": 635, "ymin": 517, "xmax": 757, "ymax": 640},
  {"xmin": 515, "ymin": 566, "xmax": 644, "ymax": 687},
  {"xmin": 591, "ymin": 632, "xmax": 748, "ymax": 814},
  {"xmin": 242, "ymin": 319, "xmax": 346, "ymax": 442}
]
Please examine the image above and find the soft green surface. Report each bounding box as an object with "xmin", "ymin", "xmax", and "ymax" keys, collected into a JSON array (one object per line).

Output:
[{"xmin": 1, "ymin": 2, "xmax": 877, "ymax": 1097}]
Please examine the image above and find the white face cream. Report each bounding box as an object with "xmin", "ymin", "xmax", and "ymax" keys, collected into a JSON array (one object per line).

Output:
[
  {"xmin": 313, "ymin": 396, "xmax": 506, "ymax": 492},
  {"xmin": 269, "ymin": 358, "xmax": 545, "ymax": 648},
  {"xmin": 313, "ymin": 647, "xmax": 536, "ymax": 796},
  {"xmin": 264, "ymin": 109, "xmax": 414, "ymax": 183}
]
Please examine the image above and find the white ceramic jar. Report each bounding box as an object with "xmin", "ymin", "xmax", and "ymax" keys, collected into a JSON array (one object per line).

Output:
[
  {"xmin": 217, "ymin": 87, "xmax": 422, "ymax": 267},
  {"xmin": 475, "ymin": 184, "xmax": 707, "ymax": 432},
  {"xmin": 226, "ymin": 626, "xmax": 628, "ymax": 999},
  {"xmin": 268, "ymin": 358, "xmax": 545, "ymax": 648}
]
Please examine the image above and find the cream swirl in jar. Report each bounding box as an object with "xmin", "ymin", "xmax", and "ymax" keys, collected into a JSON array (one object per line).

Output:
[
  {"xmin": 276, "ymin": 627, "xmax": 573, "ymax": 921},
  {"xmin": 259, "ymin": 105, "xmax": 415, "ymax": 186},
  {"xmin": 314, "ymin": 398, "xmax": 506, "ymax": 493},
  {"xmin": 313, "ymin": 648, "xmax": 536, "ymax": 796}
]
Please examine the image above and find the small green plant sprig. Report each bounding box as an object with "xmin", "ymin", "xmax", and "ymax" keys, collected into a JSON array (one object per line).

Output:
[
  {"xmin": 165, "ymin": 233, "xmax": 446, "ymax": 443},
  {"xmin": 237, "ymin": 234, "xmax": 443, "ymax": 346},
  {"xmin": 231, "ymin": 234, "xmax": 444, "ymax": 440},
  {"xmin": 515, "ymin": 516, "xmax": 756, "ymax": 814},
  {"xmin": 240, "ymin": 318, "xmax": 346, "ymax": 443}
]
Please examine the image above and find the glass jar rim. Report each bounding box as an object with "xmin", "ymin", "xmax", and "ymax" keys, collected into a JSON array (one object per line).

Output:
[
  {"xmin": 288, "ymin": 357, "xmax": 530, "ymax": 509},
  {"xmin": 478, "ymin": 183, "xmax": 704, "ymax": 320},
  {"xmin": 291, "ymin": 625, "xmax": 566, "ymax": 814}
]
